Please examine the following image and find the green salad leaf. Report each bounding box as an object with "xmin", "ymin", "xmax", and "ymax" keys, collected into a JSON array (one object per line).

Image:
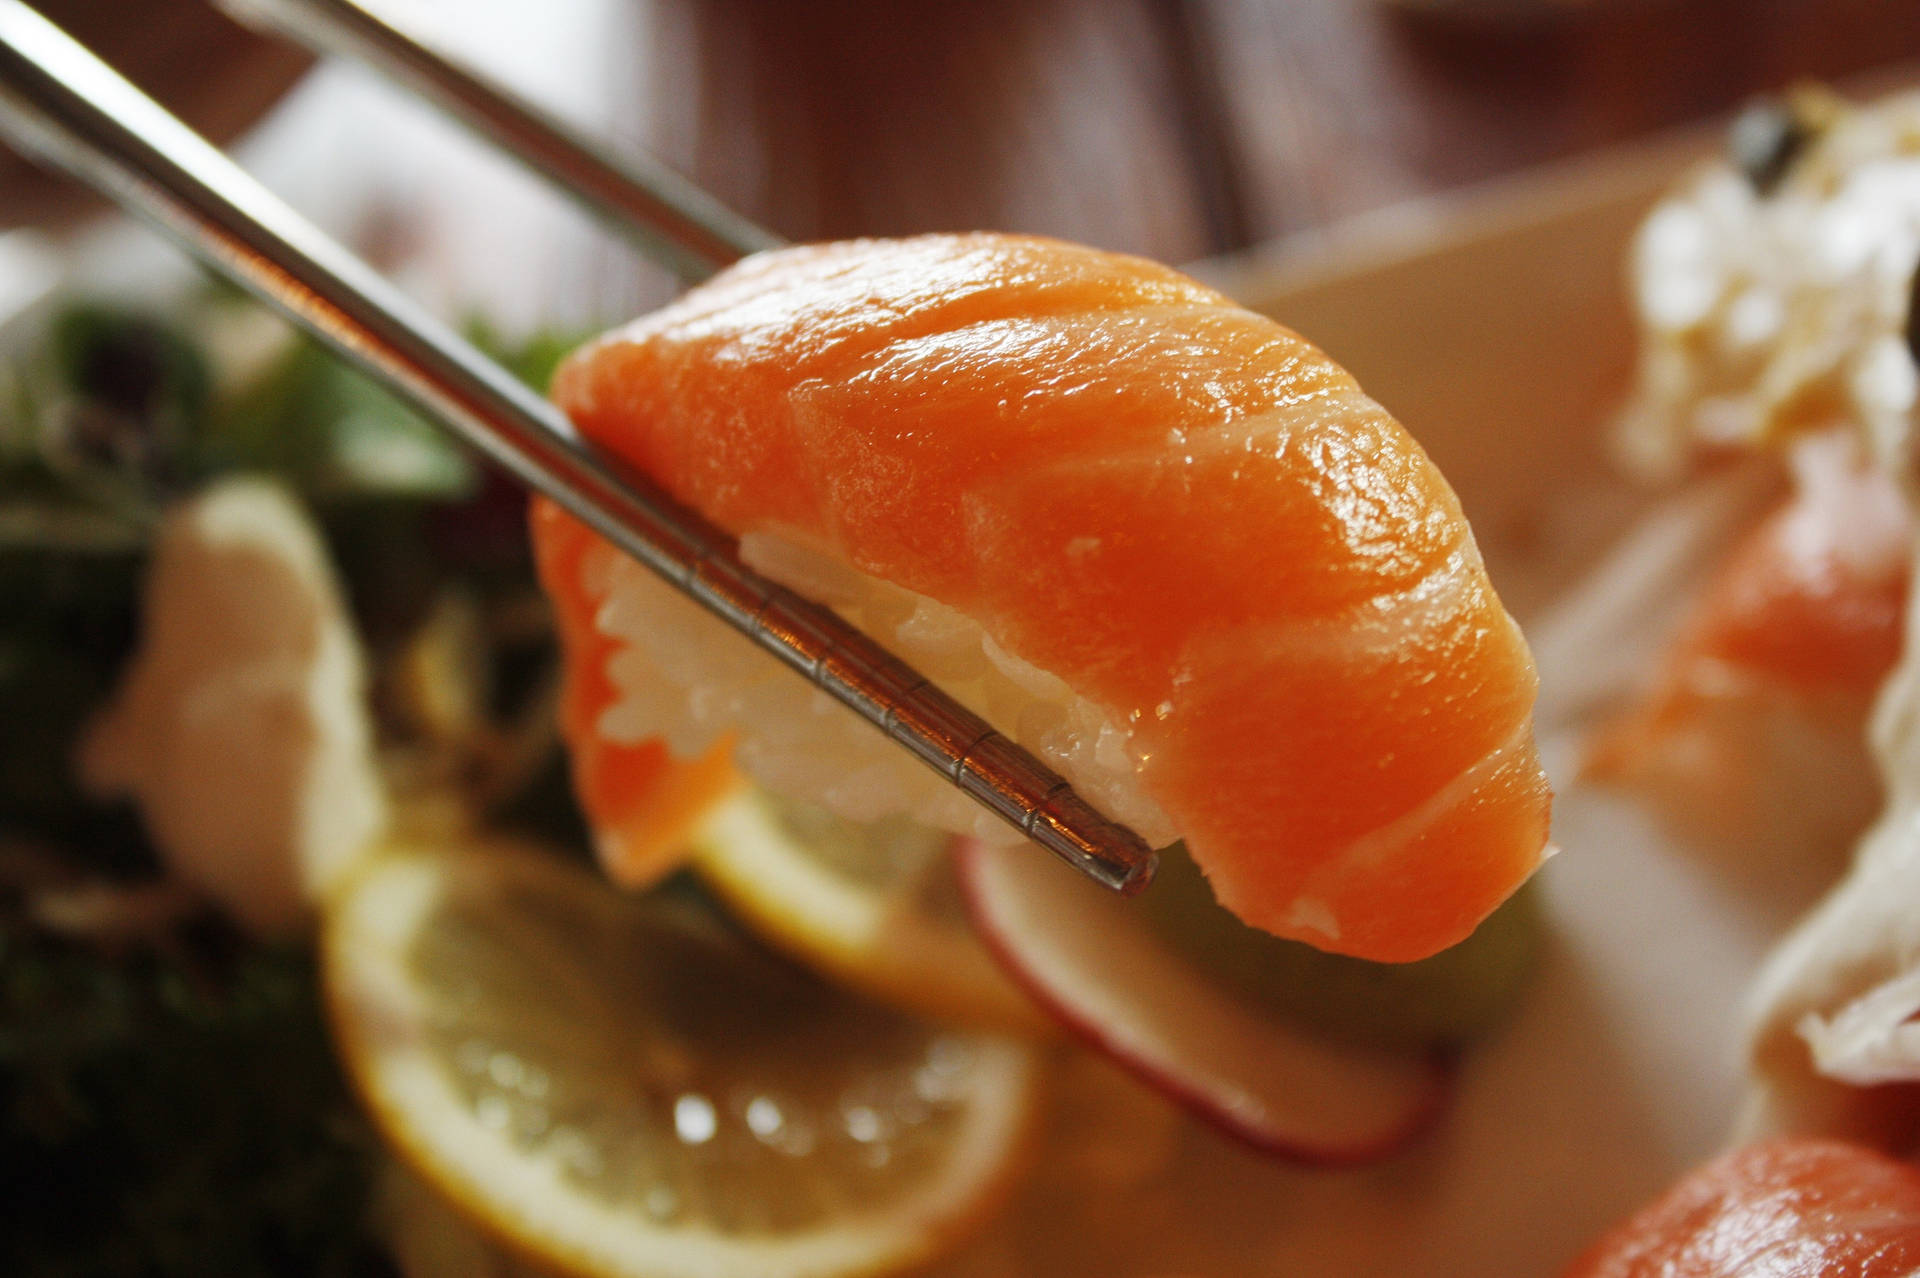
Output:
[
  {"xmin": 0, "ymin": 290, "xmax": 604, "ymax": 1273},
  {"xmin": 0, "ymin": 919, "xmax": 384, "ymax": 1277}
]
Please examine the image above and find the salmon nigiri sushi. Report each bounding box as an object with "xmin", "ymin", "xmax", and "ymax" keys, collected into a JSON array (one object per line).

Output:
[
  {"xmin": 1584, "ymin": 430, "xmax": 1910, "ymax": 869},
  {"xmin": 532, "ymin": 233, "xmax": 1552, "ymax": 963}
]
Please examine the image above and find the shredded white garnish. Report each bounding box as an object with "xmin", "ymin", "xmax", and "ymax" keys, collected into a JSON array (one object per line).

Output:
[{"xmin": 1620, "ymin": 90, "xmax": 1920, "ymax": 485}]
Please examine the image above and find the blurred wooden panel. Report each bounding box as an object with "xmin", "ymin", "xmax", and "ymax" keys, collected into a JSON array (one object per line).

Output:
[
  {"xmin": 616, "ymin": 0, "xmax": 1920, "ymax": 269},
  {"xmin": 624, "ymin": 0, "xmax": 1216, "ymax": 258},
  {"xmin": 1189, "ymin": 0, "xmax": 1920, "ymax": 245},
  {"xmin": 0, "ymin": 0, "xmax": 309, "ymax": 228}
]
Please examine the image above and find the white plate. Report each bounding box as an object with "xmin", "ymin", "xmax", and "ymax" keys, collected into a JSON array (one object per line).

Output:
[{"xmin": 917, "ymin": 130, "xmax": 1813, "ymax": 1278}]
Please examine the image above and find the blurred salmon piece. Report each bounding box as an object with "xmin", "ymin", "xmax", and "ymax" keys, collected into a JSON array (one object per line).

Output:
[
  {"xmin": 1586, "ymin": 431, "xmax": 1909, "ymax": 869},
  {"xmin": 1563, "ymin": 1139, "xmax": 1920, "ymax": 1278}
]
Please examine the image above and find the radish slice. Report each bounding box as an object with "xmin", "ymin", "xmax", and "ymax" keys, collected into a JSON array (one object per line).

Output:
[{"xmin": 956, "ymin": 838, "xmax": 1451, "ymax": 1163}]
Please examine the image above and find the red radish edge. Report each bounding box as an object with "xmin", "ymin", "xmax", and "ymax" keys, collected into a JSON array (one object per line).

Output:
[{"xmin": 954, "ymin": 837, "xmax": 1452, "ymax": 1165}]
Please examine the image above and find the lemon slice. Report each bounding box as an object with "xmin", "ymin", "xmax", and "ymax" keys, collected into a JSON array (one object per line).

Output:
[
  {"xmin": 377, "ymin": 1162, "xmax": 543, "ymax": 1278},
  {"xmin": 324, "ymin": 840, "xmax": 1041, "ymax": 1278},
  {"xmin": 688, "ymin": 788, "xmax": 1048, "ymax": 1035}
]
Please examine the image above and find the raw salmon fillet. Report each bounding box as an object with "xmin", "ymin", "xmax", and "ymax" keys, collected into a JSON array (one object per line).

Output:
[
  {"xmin": 531, "ymin": 500, "xmax": 740, "ymax": 885},
  {"xmin": 1564, "ymin": 1139, "xmax": 1920, "ymax": 1277},
  {"xmin": 537, "ymin": 233, "xmax": 1552, "ymax": 962},
  {"xmin": 1584, "ymin": 431, "xmax": 1909, "ymax": 861}
]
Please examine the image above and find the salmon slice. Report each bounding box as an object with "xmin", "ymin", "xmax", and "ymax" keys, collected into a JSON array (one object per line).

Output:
[
  {"xmin": 1586, "ymin": 431, "xmax": 1910, "ymax": 854},
  {"xmin": 535, "ymin": 233, "xmax": 1552, "ymax": 961},
  {"xmin": 529, "ymin": 498, "xmax": 739, "ymax": 886},
  {"xmin": 1563, "ymin": 1139, "xmax": 1920, "ymax": 1277},
  {"xmin": 1602, "ymin": 432, "xmax": 1908, "ymax": 707}
]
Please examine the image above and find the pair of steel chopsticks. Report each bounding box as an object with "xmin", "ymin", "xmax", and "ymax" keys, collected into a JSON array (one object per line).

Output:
[{"xmin": 0, "ymin": 0, "xmax": 1156, "ymax": 893}]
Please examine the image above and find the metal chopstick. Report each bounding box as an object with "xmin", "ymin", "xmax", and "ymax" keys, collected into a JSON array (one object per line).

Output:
[
  {"xmin": 0, "ymin": 0, "xmax": 1157, "ymax": 894},
  {"xmin": 215, "ymin": 0, "xmax": 779, "ymax": 281}
]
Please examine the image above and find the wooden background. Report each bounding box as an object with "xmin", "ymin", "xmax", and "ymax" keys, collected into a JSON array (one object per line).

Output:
[
  {"xmin": 11, "ymin": 0, "xmax": 1920, "ymax": 309},
  {"xmin": 623, "ymin": 0, "xmax": 1920, "ymax": 266}
]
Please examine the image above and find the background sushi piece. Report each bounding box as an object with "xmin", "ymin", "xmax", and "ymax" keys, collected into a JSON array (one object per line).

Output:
[{"xmin": 1560, "ymin": 1138, "xmax": 1920, "ymax": 1278}]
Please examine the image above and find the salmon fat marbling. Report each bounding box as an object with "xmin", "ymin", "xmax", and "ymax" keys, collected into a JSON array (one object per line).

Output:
[{"xmin": 532, "ymin": 232, "xmax": 1553, "ymax": 963}]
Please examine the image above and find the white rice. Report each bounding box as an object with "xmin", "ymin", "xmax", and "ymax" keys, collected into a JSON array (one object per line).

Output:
[{"xmin": 588, "ymin": 529, "xmax": 1178, "ymax": 847}]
